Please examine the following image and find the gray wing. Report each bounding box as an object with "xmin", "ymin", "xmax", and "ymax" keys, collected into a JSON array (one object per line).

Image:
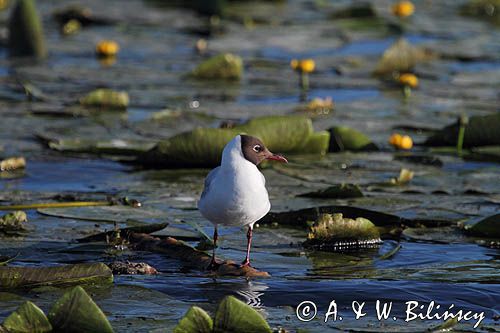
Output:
[{"xmin": 201, "ymin": 166, "xmax": 220, "ymax": 199}]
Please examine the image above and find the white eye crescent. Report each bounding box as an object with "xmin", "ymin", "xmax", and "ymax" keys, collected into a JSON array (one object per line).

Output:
[{"xmin": 253, "ymin": 145, "xmax": 262, "ymax": 152}]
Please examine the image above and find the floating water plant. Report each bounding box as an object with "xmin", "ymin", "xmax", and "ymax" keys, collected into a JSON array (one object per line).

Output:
[
  {"xmin": 328, "ymin": 126, "xmax": 378, "ymax": 152},
  {"xmin": 390, "ymin": 168, "xmax": 414, "ymax": 185},
  {"xmin": 0, "ymin": 211, "xmax": 28, "ymax": 233},
  {"xmin": 174, "ymin": 296, "xmax": 271, "ymax": 333},
  {"xmin": 192, "ymin": 53, "xmax": 243, "ymax": 80},
  {"xmin": 304, "ymin": 97, "xmax": 334, "ymax": 116},
  {"xmin": 2, "ymin": 301, "xmax": 52, "ymax": 333},
  {"xmin": 303, "ymin": 213, "xmax": 381, "ymax": 251},
  {"xmin": 8, "ymin": 0, "xmax": 47, "ymax": 58},
  {"xmin": 290, "ymin": 58, "xmax": 315, "ymax": 90},
  {"xmin": 80, "ymin": 89, "xmax": 129, "ymax": 109}
]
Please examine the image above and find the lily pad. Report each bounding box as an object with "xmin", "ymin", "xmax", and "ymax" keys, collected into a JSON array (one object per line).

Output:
[
  {"xmin": 464, "ymin": 213, "xmax": 500, "ymax": 238},
  {"xmin": 173, "ymin": 306, "xmax": 213, "ymax": 333},
  {"xmin": 303, "ymin": 213, "xmax": 381, "ymax": 251},
  {"xmin": 373, "ymin": 38, "xmax": 432, "ymax": 76},
  {"xmin": 298, "ymin": 183, "xmax": 364, "ymax": 199},
  {"xmin": 0, "ymin": 211, "xmax": 28, "ymax": 232},
  {"xmin": 0, "ymin": 263, "xmax": 113, "ymax": 289},
  {"xmin": 191, "ymin": 53, "xmax": 243, "ymax": 81},
  {"xmin": 48, "ymin": 286, "xmax": 114, "ymax": 333},
  {"xmin": 425, "ymin": 113, "xmax": 500, "ymax": 147},
  {"xmin": 8, "ymin": 0, "xmax": 47, "ymax": 58},
  {"xmin": 77, "ymin": 222, "xmax": 169, "ymax": 243},
  {"xmin": 214, "ymin": 296, "xmax": 271, "ymax": 333},
  {"xmin": 460, "ymin": 0, "xmax": 500, "ymax": 25},
  {"xmin": 328, "ymin": 126, "xmax": 377, "ymax": 152},
  {"xmin": 142, "ymin": 115, "xmax": 322, "ymax": 168},
  {"xmin": 79, "ymin": 89, "xmax": 129, "ymax": 109},
  {"xmin": 3, "ymin": 301, "xmax": 52, "ymax": 333}
]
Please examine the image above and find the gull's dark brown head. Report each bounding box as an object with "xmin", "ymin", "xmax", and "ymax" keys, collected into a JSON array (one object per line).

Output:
[{"xmin": 240, "ymin": 135, "xmax": 288, "ymax": 165}]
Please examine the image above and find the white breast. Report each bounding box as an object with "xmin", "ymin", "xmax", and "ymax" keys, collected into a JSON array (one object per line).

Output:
[{"xmin": 198, "ymin": 136, "xmax": 271, "ymax": 227}]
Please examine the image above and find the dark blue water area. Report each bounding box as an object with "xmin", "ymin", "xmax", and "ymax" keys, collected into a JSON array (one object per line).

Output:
[
  {"xmin": 238, "ymin": 88, "xmax": 379, "ymax": 105},
  {"xmin": 443, "ymin": 160, "xmax": 500, "ymax": 172},
  {"xmin": 0, "ymin": 158, "xmax": 130, "ymax": 192},
  {"xmin": 119, "ymin": 274, "xmax": 500, "ymax": 324},
  {"xmin": 448, "ymin": 60, "xmax": 500, "ymax": 73}
]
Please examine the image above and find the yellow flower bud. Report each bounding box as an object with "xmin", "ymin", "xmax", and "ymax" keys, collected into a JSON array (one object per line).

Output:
[
  {"xmin": 392, "ymin": 1, "xmax": 415, "ymax": 18},
  {"xmin": 96, "ymin": 40, "xmax": 119, "ymax": 57},
  {"xmin": 389, "ymin": 133, "xmax": 413, "ymax": 150},
  {"xmin": 290, "ymin": 59, "xmax": 315, "ymax": 73},
  {"xmin": 398, "ymin": 73, "xmax": 418, "ymax": 88}
]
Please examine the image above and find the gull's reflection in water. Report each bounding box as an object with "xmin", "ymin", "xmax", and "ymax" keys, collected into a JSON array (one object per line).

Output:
[{"xmin": 197, "ymin": 279, "xmax": 269, "ymax": 308}]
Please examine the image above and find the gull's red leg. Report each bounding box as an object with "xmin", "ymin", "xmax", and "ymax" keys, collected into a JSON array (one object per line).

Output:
[
  {"xmin": 207, "ymin": 226, "xmax": 218, "ymax": 270},
  {"xmin": 241, "ymin": 225, "xmax": 253, "ymax": 267}
]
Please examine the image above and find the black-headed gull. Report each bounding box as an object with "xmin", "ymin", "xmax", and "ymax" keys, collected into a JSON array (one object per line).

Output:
[{"xmin": 198, "ymin": 134, "xmax": 288, "ymax": 269}]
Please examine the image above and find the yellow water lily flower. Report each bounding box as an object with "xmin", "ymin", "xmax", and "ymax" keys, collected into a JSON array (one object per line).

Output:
[
  {"xmin": 398, "ymin": 73, "xmax": 418, "ymax": 88},
  {"xmin": 392, "ymin": 1, "xmax": 415, "ymax": 18},
  {"xmin": 96, "ymin": 40, "xmax": 119, "ymax": 57},
  {"xmin": 389, "ymin": 133, "xmax": 413, "ymax": 150},
  {"xmin": 290, "ymin": 59, "xmax": 315, "ymax": 73}
]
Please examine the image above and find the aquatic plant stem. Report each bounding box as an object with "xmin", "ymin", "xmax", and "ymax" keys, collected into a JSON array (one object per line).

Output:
[
  {"xmin": 403, "ymin": 85, "xmax": 411, "ymax": 98},
  {"xmin": 0, "ymin": 201, "xmax": 111, "ymax": 211},
  {"xmin": 300, "ymin": 72, "xmax": 309, "ymax": 91},
  {"xmin": 456, "ymin": 114, "xmax": 468, "ymax": 157}
]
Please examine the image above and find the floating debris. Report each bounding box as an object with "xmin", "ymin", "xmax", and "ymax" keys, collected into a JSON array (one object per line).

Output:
[
  {"xmin": 108, "ymin": 261, "xmax": 158, "ymax": 275},
  {"xmin": 303, "ymin": 213, "xmax": 382, "ymax": 251},
  {"xmin": 61, "ymin": 18, "xmax": 81, "ymax": 35},
  {"xmin": 0, "ymin": 157, "xmax": 26, "ymax": 171}
]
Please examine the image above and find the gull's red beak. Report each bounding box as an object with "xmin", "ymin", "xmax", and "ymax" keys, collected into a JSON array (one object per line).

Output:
[{"xmin": 266, "ymin": 153, "xmax": 288, "ymax": 163}]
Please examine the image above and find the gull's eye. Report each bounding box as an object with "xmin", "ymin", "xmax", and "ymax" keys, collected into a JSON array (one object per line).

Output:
[{"xmin": 253, "ymin": 145, "xmax": 262, "ymax": 153}]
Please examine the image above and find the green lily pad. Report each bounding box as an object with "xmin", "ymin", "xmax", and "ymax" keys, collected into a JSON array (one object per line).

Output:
[
  {"xmin": 142, "ymin": 115, "xmax": 321, "ymax": 168},
  {"xmin": 373, "ymin": 38, "xmax": 432, "ymax": 76},
  {"xmin": 303, "ymin": 213, "xmax": 381, "ymax": 251},
  {"xmin": 192, "ymin": 53, "xmax": 243, "ymax": 81},
  {"xmin": 80, "ymin": 89, "xmax": 129, "ymax": 109},
  {"xmin": 214, "ymin": 296, "xmax": 271, "ymax": 333},
  {"xmin": 8, "ymin": 0, "xmax": 47, "ymax": 58},
  {"xmin": 464, "ymin": 214, "xmax": 500, "ymax": 238},
  {"xmin": 328, "ymin": 126, "xmax": 377, "ymax": 152},
  {"xmin": 0, "ymin": 263, "xmax": 113, "ymax": 289},
  {"xmin": 173, "ymin": 306, "xmax": 213, "ymax": 333},
  {"xmin": 48, "ymin": 286, "xmax": 114, "ymax": 333},
  {"xmin": 425, "ymin": 113, "xmax": 500, "ymax": 148},
  {"xmin": 3, "ymin": 301, "xmax": 52, "ymax": 333},
  {"xmin": 291, "ymin": 130, "xmax": 330, "ymax": 155},
  {"xmin": 298, "ymin": 183, "xmax": 363, "ymax": 199}
]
